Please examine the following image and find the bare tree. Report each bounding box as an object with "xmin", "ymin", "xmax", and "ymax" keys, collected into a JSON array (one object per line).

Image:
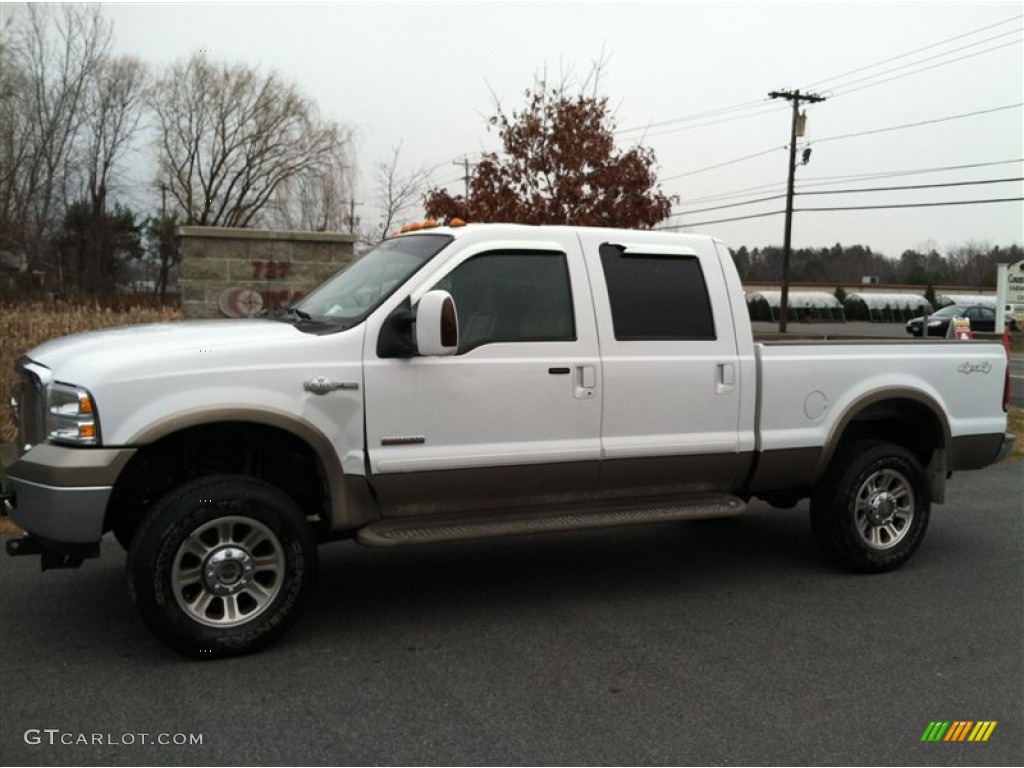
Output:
[
  {"xmin": 0, "ymin": 4, "xmax": 111, "ymax": 275},
  {"xmin": 150, "ymin": 54, "xmax": 352, "ymax": 229},
  {"xmin": 66, "ymin": 54, "xmax": 149, "ymax": 294},
  {"xmin": 266, "ymin": 135, "xmax": 356, "ymax": 232},
  {"xmin": 80, "ymin": 55, "xmax": 148, "ymax": 217},
  {"xmin": 361, "ymin": 143, "xmax": 429, "ymax": 244}
]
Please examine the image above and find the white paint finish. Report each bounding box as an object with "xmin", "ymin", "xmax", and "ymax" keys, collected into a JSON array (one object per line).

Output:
[
  {"xmin": 30, "ymin": 320, "xmax": 368, "ymax": 477},
  {"xmin": 20, "ymin": 224, "xmax": 1009, "ymax": 510},
  {"xmin": 756, "ymin": 342, "xmax": 1008, "ymax": 452},
  {"xmin": 363, "ymin": 228, "xmax": 602, "ymax": 478},
  {"xmin": 576, "ymin": 229, "xmax": 749, "ymax": 468}
]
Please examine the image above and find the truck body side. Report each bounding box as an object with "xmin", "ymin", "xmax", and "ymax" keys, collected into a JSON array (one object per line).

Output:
[{"xmin": 3, "ymin": 223, "xmax": 1012, "ymax": 655}]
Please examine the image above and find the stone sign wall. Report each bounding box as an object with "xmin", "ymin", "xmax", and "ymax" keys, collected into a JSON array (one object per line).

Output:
[{"xmin": 177, "ymin": 226, "xmax": 357, "ymax": 319}]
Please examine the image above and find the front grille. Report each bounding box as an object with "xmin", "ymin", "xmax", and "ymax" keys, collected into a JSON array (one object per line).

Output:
[{"xmin": 15, "ymin": 359, "xmax": 45, "ymax": 454}]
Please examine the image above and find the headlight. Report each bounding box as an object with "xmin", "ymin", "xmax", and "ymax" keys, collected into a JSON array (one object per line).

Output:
[
  {"xmin": 927, "ymin": 320, "xmax": 943, "ymax": 327},
  {"xmin": 46, "ymin": 383, "xmax": 100, "ymax": 445}
]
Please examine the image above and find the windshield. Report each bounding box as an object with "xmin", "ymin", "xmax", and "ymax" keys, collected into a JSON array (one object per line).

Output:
[
  {"xmin": 293, "ymin": 234, "xmax": 453, "ymax": 326},
  {"xmin": 933, "ymin": 305, "xmax": 967, "ymax": 317}
]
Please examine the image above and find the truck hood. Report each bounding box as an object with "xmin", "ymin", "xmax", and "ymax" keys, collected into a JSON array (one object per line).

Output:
[{"xmin": 27, "ymin": 319, "xmax": 317, "ymax": 383}]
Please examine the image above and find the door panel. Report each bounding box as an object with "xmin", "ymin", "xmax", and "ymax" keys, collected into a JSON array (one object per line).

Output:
[
  {"xmin": 576, "ymin": 231, "xmax": 745, "ymax": 493},
  {"xmin": 363, "ymin": 235, "xmax": 602, "ymax": 515}
]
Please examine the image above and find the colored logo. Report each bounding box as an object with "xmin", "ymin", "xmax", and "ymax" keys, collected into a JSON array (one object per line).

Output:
[{"xmin": 921, "ymin": 721, "xmax": 997, "ymax": 742}]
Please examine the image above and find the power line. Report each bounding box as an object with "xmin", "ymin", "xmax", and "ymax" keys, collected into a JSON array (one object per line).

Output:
[
  {"xmin": 825, "ymin": 30, "xmax": 1021, "ymax": 94},
  {"xmin": 797, "ymin": 197, "xmax": 1024, "ymax": 212},
  {"xmin": 796, "ymin": 158, "xmax": 1023, "ymax": 187},
  {"xmin": 827, "ymin": 38, "xmax": 1023, "ymax": 99},
  {"xmin": 661, "ymin": 146, "xmax": 785, "ymax": 182},
  {"xmin": 629, "ymin": 104, "xmax": 789, "ymax": 141},
  {"xmin": 815, "ymin": 102, "xmax": 1023, "ymax": 144},
  {"xmin": 797, "ymin": 176, "xmax": 1023, "ymax": 196},
  {"xmin": 617, "ymin": 14, "xmax": 1021, "ymax": 147},
  {"xmin": 671, "ymin": 176, "xmax": 1023, "ymax": 218},
  {"xmin": 671, "ymin": 193, "xmax": 788, "ymax": 217},
  {"xmin": 616, "ymin": 98, "xmax": 769, "ymax": 134},
  {"xmin": 804, "ymin": 12, "xmax": 1023, "ymax": 88},
  {"xmin": 661, "ymin": 195, "xmax": 1022, "ymax": 229},
  {"xmin": 621, "ymin": 16, "xmax": 1021, "ymax": 138},
  {"xmin": 679, "ymin": 159, "xmax": 1024, "ymax": 205},
  {"xmin": 671, "ymin": 183, "xmax": 788, "ymax": 207},
  {"xmin": 659, "ymin": 209, "xmax": 786, "ymax": 229},
  {"xmin": 662, "ymin": 110, "xmax": 1019, "ymax": 193},
  {"xmin": 610, "ymin": 14, "xmax": 1019, "ymax": 145}
]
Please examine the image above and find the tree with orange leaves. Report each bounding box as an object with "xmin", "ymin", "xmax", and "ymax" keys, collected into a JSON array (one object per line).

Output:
[{"xmin": 424, "ymin": 71, "xmax": 673, "ymax": 228}]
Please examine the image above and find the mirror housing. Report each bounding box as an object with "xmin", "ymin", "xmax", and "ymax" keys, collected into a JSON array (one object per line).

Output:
[{"xmin": 416, "ymin": 290, "xmax": 459, "ymax": 356}]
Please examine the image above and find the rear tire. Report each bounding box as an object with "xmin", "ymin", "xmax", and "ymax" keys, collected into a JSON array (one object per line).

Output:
[
  {"xmin": 127, "ymin": 475, "xmax": 317, "ymax": 658},
  {"xmin": 810, "ymin": 440, "xmax": 930, "ymax": 573}
]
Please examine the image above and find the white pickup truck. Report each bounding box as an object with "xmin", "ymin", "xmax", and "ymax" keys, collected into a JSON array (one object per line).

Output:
[{"xmin": 4, "ymin": 223, "xmax": 1013, "ymax": 657}]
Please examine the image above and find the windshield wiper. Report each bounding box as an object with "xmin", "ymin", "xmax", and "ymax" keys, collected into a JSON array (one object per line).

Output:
[{"xmin": 278, "ymin": 307, "xmax": 314, "ymax": 322}]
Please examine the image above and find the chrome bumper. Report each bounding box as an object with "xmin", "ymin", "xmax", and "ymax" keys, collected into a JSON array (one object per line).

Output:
[
  {"xmin": 3, "ymin": 444, "xmax": 135, "ymax": 545},
  {"xmin": 5, "ymin": 476, "xmax": 111, "ymax": 544}
]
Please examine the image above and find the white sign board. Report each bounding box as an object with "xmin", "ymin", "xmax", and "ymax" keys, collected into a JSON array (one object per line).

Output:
[{"xmin": 1007, "ymin": 259, "xmax": 1024, "ymax": 305}]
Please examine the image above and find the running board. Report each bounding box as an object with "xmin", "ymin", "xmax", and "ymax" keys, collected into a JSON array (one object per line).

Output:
[{"xmin": 356, "ymin": 494, "xmax": 746, "ymax": 548}]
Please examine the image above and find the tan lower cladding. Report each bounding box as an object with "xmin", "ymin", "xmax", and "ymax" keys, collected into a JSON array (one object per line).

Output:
[
  {"xmin": 370, "ymin": 453, "xmax": 755, "ymax": 519},
  {"xmin": 7, "ymin": 445, "xmax": 137, "ymax": 487},
  {"xmin": 598, "ymin": 453, "xmax": 754, "ymax": 495},
  {"xmin": 372, "ymin": 461, "xmax": 600, "ymax": 517},
  {"xmin": 949, "ymin": 432, "xmax": 1006, "ymax": 470},
  {"xmin": 747, "ymin": 447, "xmax": 822, "ymax": 493}
]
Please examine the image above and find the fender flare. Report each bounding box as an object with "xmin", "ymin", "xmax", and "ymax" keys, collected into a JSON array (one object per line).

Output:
[
  {"xmin": 813, "ymin": 387, "xmax": 951, "ymax": 483},
  {"xmin": 125, "ymin": 406, "xmax": 370, "ymax": 531}
]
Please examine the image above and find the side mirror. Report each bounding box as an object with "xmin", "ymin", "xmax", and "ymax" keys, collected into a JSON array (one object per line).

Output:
[
  {"xmin": 376, "ymin": 298, "xmax": 417, "ymax": 358},
  {"xmin": 416, "ymin": 290, "xmax": 459, "ymax": 356}
]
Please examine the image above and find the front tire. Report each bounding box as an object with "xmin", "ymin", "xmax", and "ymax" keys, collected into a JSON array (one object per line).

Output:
[
  {"xmin": 127, "ymin": 475, "xmax": 317, "ymax": 658},
  {"xmin": 810, "ymin": 440, "xmax": 930, "ymax": 573}
]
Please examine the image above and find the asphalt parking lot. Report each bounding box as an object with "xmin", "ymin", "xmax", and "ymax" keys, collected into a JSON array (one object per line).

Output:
[{"xmin": 1, "ymin": 459, "xmax": 1020, "ymax": 767}]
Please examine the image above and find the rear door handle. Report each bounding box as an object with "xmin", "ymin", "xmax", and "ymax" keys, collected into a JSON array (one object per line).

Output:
[
  {"xmin": 575, "ymin": 365, "xmax": 596, "ymax": 400},
  {"xmin": 716, "ymin": 363, "xmax": 735, "ymax": 394},
  {"xmin": 580, "ymin": 365, "xmax": 596, "ymax": 389}
]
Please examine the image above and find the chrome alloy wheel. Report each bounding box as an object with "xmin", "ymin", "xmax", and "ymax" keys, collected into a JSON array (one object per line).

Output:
[
  {"xmin": 171, "ymin": 516, "xmax": 286, "ymax": 628},
  {"xmin": 853, "ymin": 468, "xmax": 915, "ymax": 550}
]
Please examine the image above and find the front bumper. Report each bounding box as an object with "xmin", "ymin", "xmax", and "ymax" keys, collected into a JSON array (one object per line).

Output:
[{"xmin": 3, "ymin": 444, "xmax": 135, "ymax": 545}]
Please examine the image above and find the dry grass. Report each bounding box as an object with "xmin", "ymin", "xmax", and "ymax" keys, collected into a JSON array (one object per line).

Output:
[
  {"xmin": 1, "ymin": 301, "xmax": 182, "ymax": 444},
  {"xmin": 1008, "ymin": 406, "xmax": 1024, "ymax": 461}
]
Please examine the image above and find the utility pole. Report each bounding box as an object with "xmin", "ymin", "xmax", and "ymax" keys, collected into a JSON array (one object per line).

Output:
[
  {"xmin": 453, "ymin": 156, "xmax": 476, "ymax": 216},
  {"xmin": 768, "ymin": 89, "xmax": 826, "ymax": 333},
  {"xmin": 453, "ymin": 157, "xmax": 471, "ymax": 198},
  {"xmin": 339, "ymin": 199, "xmax": 361, "ymax": 233}
]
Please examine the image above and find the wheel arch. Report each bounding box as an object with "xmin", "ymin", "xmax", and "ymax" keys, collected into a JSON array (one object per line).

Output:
[
  {"xmin": 105, "ymin": 407, "xmax": 376, "ymax": 547},
  {"xmin": 815, "ymin": 388, "xmax": 951, "ymax": 484}
]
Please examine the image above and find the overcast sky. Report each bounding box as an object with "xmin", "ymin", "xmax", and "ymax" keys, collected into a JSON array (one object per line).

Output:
[{"xmin": 30, "ymin": 1, "xmax": 1024, "ymax": 256}]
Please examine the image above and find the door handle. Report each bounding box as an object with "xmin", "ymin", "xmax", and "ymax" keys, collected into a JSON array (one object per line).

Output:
[
  {"xmin": 716, "ymin": 363, "xmax": 735, "ymax": 394},
  {"xmin": 575, "ymin": 365, "xmax": 596, "ymax": 400},
  {"xmin": 580, "ymin": 365, "xmax": 596, "ymax": 389}
]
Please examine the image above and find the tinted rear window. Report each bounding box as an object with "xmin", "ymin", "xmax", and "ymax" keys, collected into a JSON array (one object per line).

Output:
[{"xmin": 599, "ymin": 244, "xmax": 716, "ymax": 341}]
